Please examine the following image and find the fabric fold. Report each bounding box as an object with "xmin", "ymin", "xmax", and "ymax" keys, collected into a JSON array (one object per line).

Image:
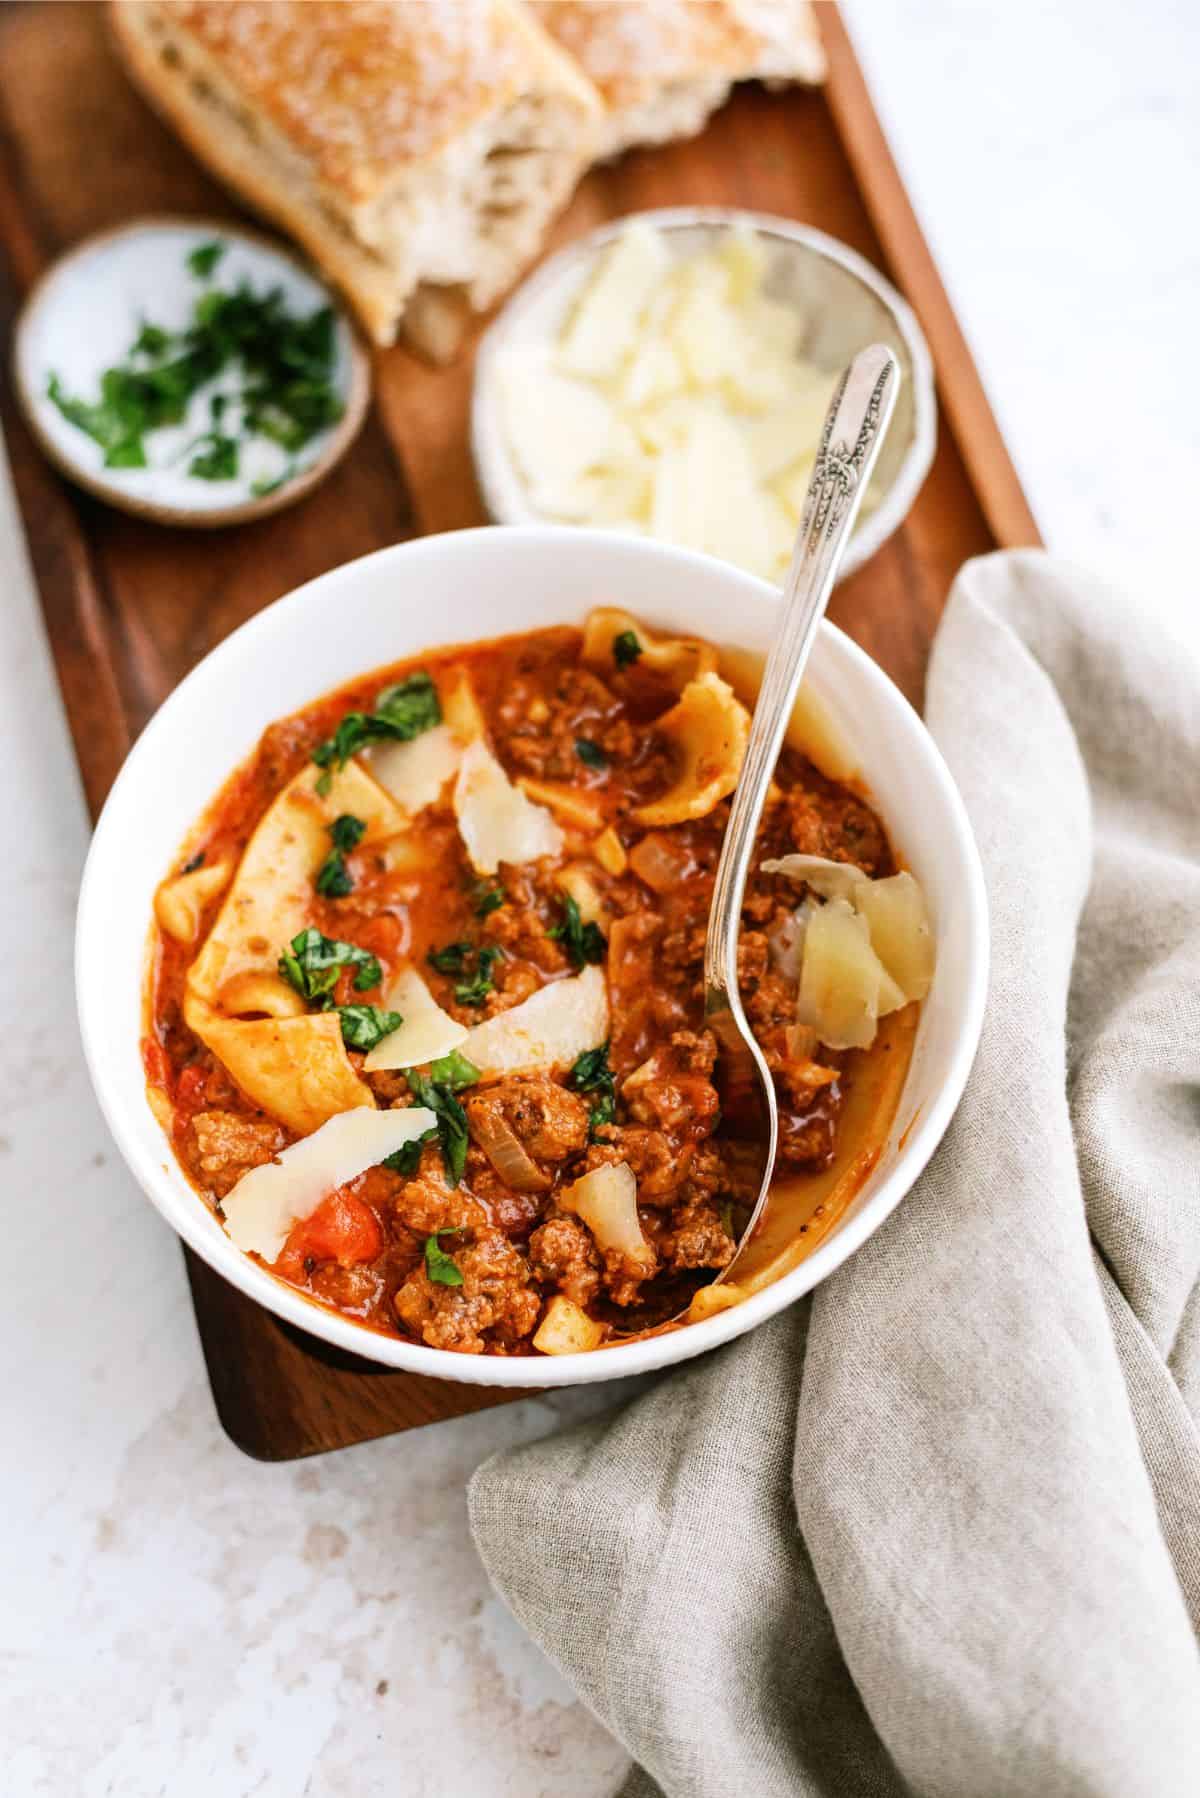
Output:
[{"xmin": 469, "ymin": 552, "xmax": 1200, "ymax": 1797}]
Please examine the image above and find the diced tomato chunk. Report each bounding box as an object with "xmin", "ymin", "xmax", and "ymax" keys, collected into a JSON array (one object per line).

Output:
[
  {"xmin": 141, "ymin": 1035, "xmax": 170, "ymax": 1089},
  {"xmin": 276, "ymin": 1187, "xmax": 383, "ymax": 1275},
  {"xmin": 174, "ymin": 1064, "xmax": 209, "ymax": 1114}
]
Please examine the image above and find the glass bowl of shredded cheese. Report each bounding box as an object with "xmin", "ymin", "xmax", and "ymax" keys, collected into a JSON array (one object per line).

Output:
[{"xmin": 471, "ymin": 208, "xmax": 935, "ymax": 585}]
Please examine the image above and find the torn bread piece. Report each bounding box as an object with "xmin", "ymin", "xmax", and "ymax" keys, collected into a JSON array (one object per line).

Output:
[
  {"xmin": 530, "ymin": 0, "xmax": 825, "ymax": 160},
  {"xmin": 108, "ymin": 0, "xmax": 603, "ymax": 347}
]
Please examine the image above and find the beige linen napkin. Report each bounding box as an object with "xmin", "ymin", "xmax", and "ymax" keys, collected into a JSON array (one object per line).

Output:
[{"xmin": 469, "ymin": 551, "xmax": 1200, "ymax": 1798}]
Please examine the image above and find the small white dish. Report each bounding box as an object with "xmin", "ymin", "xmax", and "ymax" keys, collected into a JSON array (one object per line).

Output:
[
  {"xmin": 75, "ymin": 525, "xmax": 988, "ymax": 1390},
  {"xmin": 472, "ymin": 207, "xmax": 937, "ymax": 583},
  {"xmin": 13, "ymin": 216, "xmax": 370, "ymax": 529}
]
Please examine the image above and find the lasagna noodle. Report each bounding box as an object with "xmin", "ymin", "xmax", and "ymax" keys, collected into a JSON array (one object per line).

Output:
[{"xmin": 184, "ymin": 996, "xmax": 376, "ymax": 1136}]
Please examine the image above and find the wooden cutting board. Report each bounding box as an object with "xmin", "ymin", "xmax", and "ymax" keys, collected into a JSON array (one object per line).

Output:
[{"xmin": 0, "ymin": 2, "xmax": 1039, "ymax": 1459}]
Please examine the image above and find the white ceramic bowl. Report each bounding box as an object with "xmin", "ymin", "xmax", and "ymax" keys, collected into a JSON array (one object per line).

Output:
[
  {"xmin": 76, "ymin": 527, "xmax": 987, "ymax": 1389},
  {"xmin": 472, "ymin": 208, "xmax": 937, "ymax": 583}
]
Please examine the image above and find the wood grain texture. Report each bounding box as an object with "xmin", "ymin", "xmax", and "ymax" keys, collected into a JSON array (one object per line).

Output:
[{"xmin": 0, "ymin": 2, "xmax": 1037, "ymax": 1459}]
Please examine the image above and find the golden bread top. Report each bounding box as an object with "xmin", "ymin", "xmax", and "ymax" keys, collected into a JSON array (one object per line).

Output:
[{"xmin": 147, "ymin": 0, "xmax": 599, "ymax": 201}]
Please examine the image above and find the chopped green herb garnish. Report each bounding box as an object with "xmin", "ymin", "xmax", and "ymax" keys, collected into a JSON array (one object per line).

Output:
[
  {"xmin": 471, "ymin": 880, "xmax": 506, "ymax": 918},
  {"xmin": 424, "ymin": 1229, "xmax": 464, "ymax": 1287},
  {"xmin": 613, "ymin": 629, "xmax": 642, "ymax": 669},
  {"xmin": 277, "ymin": 927, "xmax": 381, "ymax": 1007},
  {"xmin": 181, "ymin": 850, "xmax": 206, "ymax": 874},
  {"xmin": 407, "ymin": 1070, "xmax": 470, "ymax": 1186},
  {"xmin": 250, "ymin": 469, "xmax": 291, "ymax": 499},
  {"xmin": 453, "ymin": 946, "xmax": 502, "ymax": 1008},
  {"xmin": 568, "ymin": 1041, "xmax": 616, "ymax": 1139},
  {"xmin": 550, "ymin": 894, "xmax": 606, "ymax": 970},
  {"xmin": 188, "ymin": 431, "xmax": 239, "ymax": 481},
  {"xmin": 382, "ymin": 1128, "xmax": 438, "ymax": 1176},
  {"xmin": 575, "ymin": 737, "xmax": 608, "ymax": 771},
  {"xmin": 427, "ymin": 1049, "xmax": 481, "ymax": 1091},
  {"xmin": 47, "ymin": 250, "xmax": 341, "ymax": 479},
  {"xmin": 135, "ymin": 322, "xmax": 170, "ymax": 357},
  {"xmin": 337, "ymin": 1004, "xmax": 402, "ymax": 1051},
  {"xmin": 427, "ymin": 940, "xmax": 471, "ymax": 975},
  {"xmin": 311, "ymin": 672, "xmax": 441, "ymax": 776},
  {"xmin": 187, "ymin": 240, "xmax": 226, "ymax": 279},
  {"xmin": 315, "ymin": 813, "xmax": 366, "ymax": 897}
]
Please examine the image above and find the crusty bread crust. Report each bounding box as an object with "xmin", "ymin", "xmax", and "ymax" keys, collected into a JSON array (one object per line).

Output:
[
  {"xmin": 109, "ymin": 0, "xmax": 602, "ymax": 345},
  {"xmin": 531, "ymin": 0, "xmax": 826, "ymax": 158}
]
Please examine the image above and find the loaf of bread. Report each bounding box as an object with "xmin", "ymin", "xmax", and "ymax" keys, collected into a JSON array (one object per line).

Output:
[
  {"xmin": 108, "ymin": 0, "xmax": 603, "ymax": 346},
  {"xmin": 529, "ymin": 0, "xmax": 826, "ymax": 159}
]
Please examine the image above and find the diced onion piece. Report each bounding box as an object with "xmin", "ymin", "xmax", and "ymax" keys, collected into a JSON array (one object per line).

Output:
[
  {"xmin": 184, "ymin": 996, "xmax": 375, "ymax": 1136},
  {"xmin": 217, "ymin": 971, "xmax": 307, "ymax": 1020},
  {"xmin": 154, "ymin": 858, "xmax": 232, "ymax": 945},
  {"xmin": 556, "ymin": 863, "xmax": 605, "ymax": 926},
  {"xmin": 460, "ymin": 965, "xmax": 608, "ymax": 1078},
  {"xmin": 628, "ymin": 831, "xmax": 692, "ymax": 894},
  {"xmin": 467, "ymin": 1103, "xmax": 550, "ymax": 1193},
  {"xmin": 853, "ymin": 872, "xmax": 935, "ymax": 1002},
  {"xmin": 633, "ymin": 673, "xmax": 750, "ymax": 828},
  {"xmin": 362, "ymin": 966, "xmax": 469, "ymax": 1072},
  {"xmin": 796, "ymin": 898, "xmax": 897, "ymax": 1052},
  {"xmin": 453, "ymin": 739, "xmax": 564, "ymax": 874},
  {"xmin": 221, "ymin": 1106, "xmax": 437, "ymax": 1264},
  {"xmin": 686, "ymin": 1282, "xmax": 745, "ymax": 1324},
  {"xmin": 533, "ymin": 1294, "xmax": 605, "ymax": 1355},
  {"xmin": 762, "ymin": 853, "xmax": 869, "ymax": 903},
  {"xmin": 593, "ymin": 826, "xmax": 628, "ymax": 876},
  {"xmin": 581, "ymin": 606, "xmax": 717, "ymax": 693},
  {"xmin": 369, "ymin": 724, "xmax": 462, "ymax": 816},
  {"xmin": 560, "ymin": 1161, "xmax": 653, "ymax": 1270},
  {"xmin": 517, "ymin": 777, "xmax": 605, "ymax": 832}
]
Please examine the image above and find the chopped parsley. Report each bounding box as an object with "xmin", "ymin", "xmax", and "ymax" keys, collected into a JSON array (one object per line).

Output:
[
  {"xmin": 381, "ymin": 1128, "xmax": 437, "ymax": 1176},
  {"xmin": 471, "ymin": 880, "xmax": 506, "ymax": 918},
  {"xmin": 574, "ymin": 737, "xmax": 608, "ymax": 771},
  {"xmin": 550, "ymin": 893, "xmax": 606, "ymax": 970},
  {"xmin": 187, "ymin": 240, "xmax": 226, "ymax": 279},
  {"xmin": 427, "ymin": 1049, "xmax": 480, "ymax": 1091},
  {"xmin": 337, "ymin": 1004, "xmax": 402, "ymax": 1051},
  {"xmin": 312, "ymin": 672, "xmax": 441, "ymax": 786},
  {"xmin": 188, "ymin": 431, "xmax": 239, "ymax": 481},
  {"xmin": 180, "ymin": 850, "xmax": 206, "ymax": 874},
  {"xmin": 613, "ymin": 629, "xmax": 643, "ymax": 669},
  {"xmin": 278, "ymin": 927, "xmax": 381, "ymax": 1006},
  {"xmin": 424, "ymin": 1229, "xmax": 464, "ymax": 1287},
  {"xmin": 568, "ymin": 1041, "xmax": 616, "ymax": 1138},
  {"xmin": 315, "ymin": 813, "xmax": 366, "ymax": 897},
  {"xmin": 426, "ymin": 939, "xmax": 502, "ymax": 1006},
  {"xmin": 407, "ymin": 1070, "xmax": 470, "ymax": 1186},
  {"xmin": 46, "ymin": 243, "xmax": 342, "ymax": 481}
]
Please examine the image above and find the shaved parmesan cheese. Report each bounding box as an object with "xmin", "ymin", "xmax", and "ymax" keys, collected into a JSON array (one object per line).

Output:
[
  {"xmin": 461, "ymin": 965, "xmax": 607, "ymax": 1077},
  {"xmin": 560, "ymin": 1161, "xmax": 653, "ymax": 1270},
  {"xmin": 494, "ymin": 221, "xmax": 885, "ymax": 583},
  {"xmin": 557, "ymin": 221, "xmax": 669, "ymax": 379},
  {"xmin": 762, "ymin": 853, "xmax": 869, "ymax": 903},
  {"xmin": 363, "ymin": 966, "xmax": 469, "ymax": 1072},
  {"xmin": 853, "ymin": 872, "xmax": 935, "ymax": 1001},
  {"xmin": 368, "ymin": 723, "xmax": 462, "ymax": 817},
  {"xmin": 453, "ymin": 739, "xmax": 563, "ymax": 874},
  {"xmin": 222, "ymin": 1106, "xmax": 437, "ymax": 1263},
  {"xmin": 533, "ymin": 1294, "xmax": 605, "ymax": 1355},
  {"xmin": 441, "ymin": 668, "xmax": 487, "ymax": 745},
  {"xmin": 796, "ymin": 898, "xmax": 904, "ymax": 1052}
]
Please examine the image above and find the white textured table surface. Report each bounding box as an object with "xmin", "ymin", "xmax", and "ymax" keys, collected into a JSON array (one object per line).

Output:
[{"xmin": 4, "ymin": 4, "xmax": 1197, "ymax": 1793}]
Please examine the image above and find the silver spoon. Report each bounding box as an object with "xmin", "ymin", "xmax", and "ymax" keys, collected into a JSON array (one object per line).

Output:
[{"xmin": 701, "ymin": 341, "xmax": 901, "ymax": 1294}]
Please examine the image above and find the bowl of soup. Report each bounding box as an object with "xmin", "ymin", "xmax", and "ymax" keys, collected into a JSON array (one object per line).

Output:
[{"xmin": 75, "ymin": 526, "xmax": 987, "ymax": 1387}]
